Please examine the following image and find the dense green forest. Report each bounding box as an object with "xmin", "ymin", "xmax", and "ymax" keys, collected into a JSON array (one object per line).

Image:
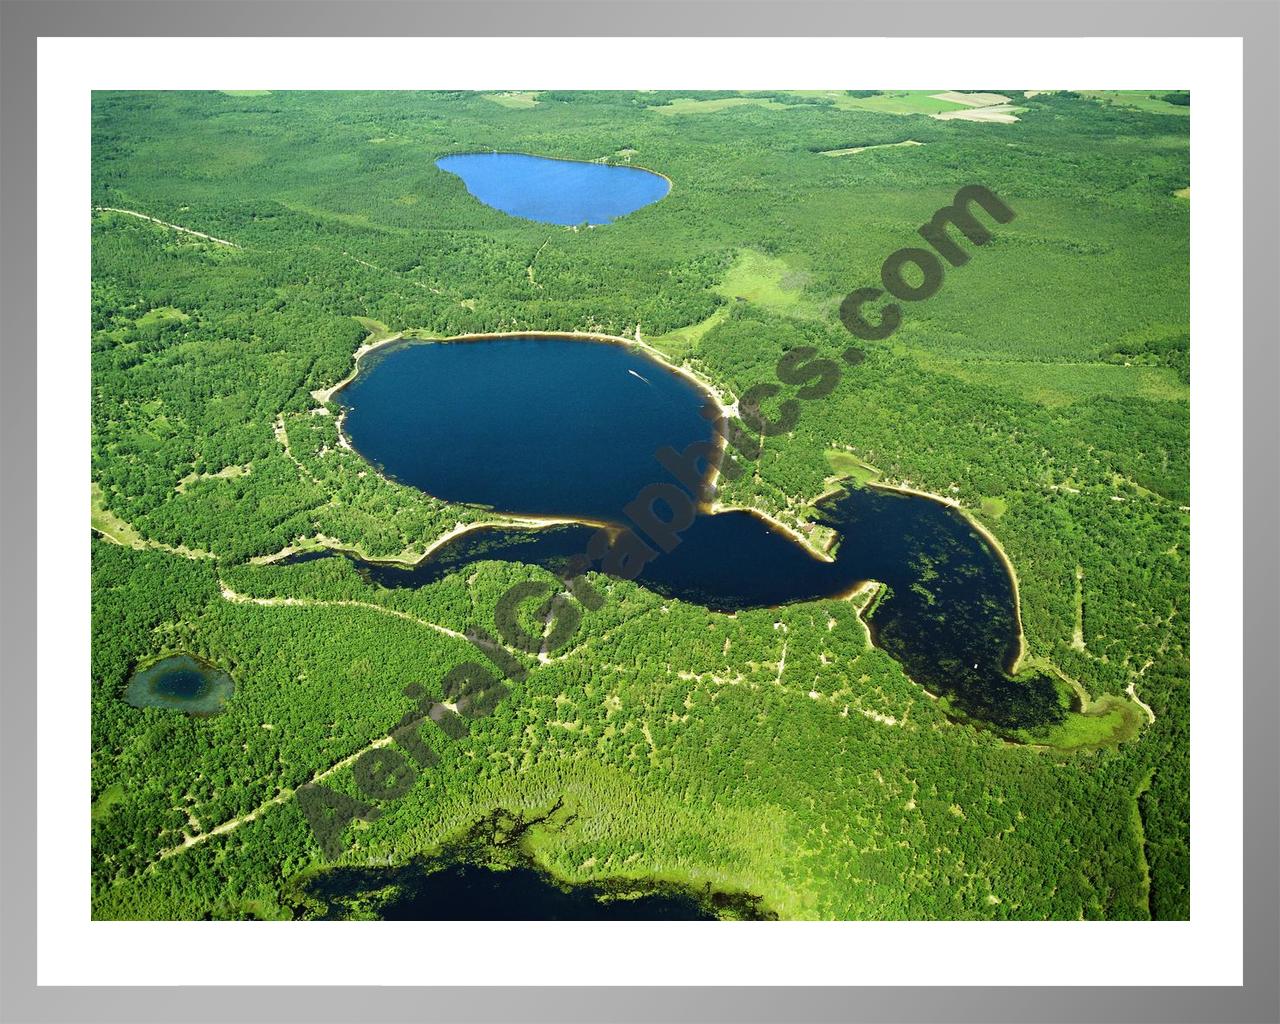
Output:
[{"xmin": 90, "ymin": 90, "xmax": 1189, "ymax": 920}]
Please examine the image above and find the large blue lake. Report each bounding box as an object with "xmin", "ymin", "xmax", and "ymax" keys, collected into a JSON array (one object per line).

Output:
[
  {"xmin": 320, "ymin": 336, "xmax": 1063, "ymax": 731},
  {"xmin": 296, "ymin": 335, "xmax": 1064, "ymax": 920},
  {"xmin": 340, "ymin": 337, "xmax": 710, "ymax": 521},
  {"xmin": 435, "ymin": 152, "xmax": 670, "ymax": 225}
]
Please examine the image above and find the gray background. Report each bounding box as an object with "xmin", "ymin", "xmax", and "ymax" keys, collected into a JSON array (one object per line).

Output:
[{"xmin": 1, "ymin": 1, "xmax": 1275, "ymax": 1022}]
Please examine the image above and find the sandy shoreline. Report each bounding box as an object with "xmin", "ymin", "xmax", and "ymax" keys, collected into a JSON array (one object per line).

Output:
[
  {"xmin": 705, "ymin": 502, "xmax": 835, "ymax": 563},
  {"xmin": 312, "ymin": 327, "xmax": 737, "ymax": 419},
  {"xmin": 310, "ymin": 330, "xmax": 404, "ymax": 406},
  {"xmin": 862, "ymin": 479, "xmax": 1028, "ymax": 674},
  {"xmin": 302, "ymin": 324, "xmax": 756, "ymax": 559},
  {"xmin": 304, "ymin": 330, "xmax": 1018, "ymax": 602},
  {"xmin": 250, "ymin": 515, "xmax": 618, "ymax": 571},
  {"xmin": 365, "ymin": 515, "xmax": 618, "ymax": 571}
]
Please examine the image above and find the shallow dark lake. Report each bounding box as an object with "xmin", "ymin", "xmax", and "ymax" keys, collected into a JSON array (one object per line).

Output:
[
  {"xmin": 123, "ymin": 654, "xmax": 234, "ymax": 714},
  {"xmin": 436, "ymin": 152, "xmax": 670, "ymax": 225},
  {"xmin": 316, "ymin": 336, "xmax": 1061, "ymax": 730},
  {"xmin": 305, "ymin": 863, "xmax": 725, "ymax": 921}
]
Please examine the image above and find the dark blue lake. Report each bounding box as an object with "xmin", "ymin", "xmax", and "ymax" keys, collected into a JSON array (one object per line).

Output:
[
  {"xmin": 317, "ymin": 336, "xmax": 1063, "ymax": 731},
  {"xmin": 339, "ymin": 337, "xmax": 711, "ymax": 521},
  {"xmin": 304, "ymin": 863, "xmax": 728, "ymax": 921},
  {"xmin": 299, "ymin": 805, "xmax": 771, "ymax": 921},
  {"xmin": 435, "ymin": 152, "xmax": 670, "ymax": 225}
]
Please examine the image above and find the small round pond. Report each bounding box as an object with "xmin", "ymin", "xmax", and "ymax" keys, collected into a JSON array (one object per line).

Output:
[
  {"xmin": 124, "ymin": 654, "xmax": 234, "ymax": 715},
  {"xmin": 436, "ymin": 152, "xmax": 670, "ymax": 225}
]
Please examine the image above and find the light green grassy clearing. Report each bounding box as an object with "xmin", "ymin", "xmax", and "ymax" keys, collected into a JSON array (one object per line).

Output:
[
  {"xmin": 353, "ymin": 315, "xmax": 393, "ymax": 340},
  {"xmin": 820, "ymin": 140, "xmax": 924, "ymax": 157},
  {"xmin": 91, "ymin": 482, "xmax": 146, "ymax": 548},
  {"xmin": 647, "ymin": 305, "xmax": 730, "ymax": 362},
  {"xmin": 1078, "ymin": 91, "xmax": 1190, "ymax": 117},
  {"xmin": 1018, "ymin": 658, "xmax": 1146, "ymax": 753},
  {"xmin": 491, "ymin": 768, "xmax": 810, "ymax": 918},
  {"xmin": 176, "ymin": 463, "xmax": 250, "ymax": 494},
  {"xmin": 1130, "ymin": 768, "xmax": 1155, "ymax": 915},
  {"xmin": 836, "ymin": 91, "xmax": 973, "ymax": 115},
  {"xmin": 482, "ymin": 91, "xmax": 540, "ymax": 109},
  {"xmin": 914, "ymin": 354, "xmax": 1188, "ymax": 408},
  {"xmin": 979, "ymin": 495, "xmax": 1009, "ymax": 520},
  {"xmin": 649, "ymin": 250, "xmax": 814, "ymax": 347},
  {"xmin": 92, "ymin": 782, "xmax": 126, "ymax": 822},
  {"xmin": 714, "ymin": 249, "xmax": 808, "ymax": 312},
  {"xmin": 279, "ymin": 202, "xmax": 377, "ymax": 231},
  {"xmin": 135, "ymin": 306, "xmax": 189, "ymax": 328},
  {"xmin": 220, "ymin": 90, "xmax": 272, "ymax": 97},
  {"xmin": 823, "ymin": 449, "xmax": 878, "ymax": 487},
  {"xmin": 653, "ymin": 97, "xmax": 794, "ymax": 116},
  {"xmin": 1033, "ymin": 695, "xmax": 1145, "ymax": 754},
  {"xmin": 93, "ymin": 482, "xmax": 214, "ymax": 559},
  {"xmin": 1174, "ymin": 187, "xmax": 1190, "ymax": 200}
]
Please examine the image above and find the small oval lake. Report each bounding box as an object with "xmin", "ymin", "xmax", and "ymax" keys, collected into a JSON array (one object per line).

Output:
[
  {"xmin": 320, "ymin": 336, "xmax": 1062, "ymax": 731},
  {"xmin": 436, "ymin": 152, "xmax": 670, "ymax": 225},
  {"xmin": 124, "ymin": 654, "xmax": 234, "ymax": 715}
]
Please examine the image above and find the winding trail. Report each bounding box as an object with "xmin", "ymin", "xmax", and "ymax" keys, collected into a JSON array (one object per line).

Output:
[
  {"xmin": 526, "ymin": 235, "xmax": 552, "ymax": 288},
  {"xmin": 94, "ymin": 206, "xmax": 241, "ymax": 248},
  {"xmin": 1126, "ymin": 681, "xmax": 1156, "ymax": 724},
  {"xmin": 156, "ymin": 732, "xmax": 397, "ymax": 861},
  {"xmin": 218, "ymin": 582, "xmax": 470, "ymax": 643},
  {"xmin": 146, "ymin": 583, "xmax": 519, "ymax": 863},
  {"xmin": 272, "ymin": 413, "xmax": 323, "ymax": 483}
]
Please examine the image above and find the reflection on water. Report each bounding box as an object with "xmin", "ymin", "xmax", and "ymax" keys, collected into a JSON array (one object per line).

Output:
[{"xmin": 299, "ymin": 805, "xmax": 772, "ymax": 922}]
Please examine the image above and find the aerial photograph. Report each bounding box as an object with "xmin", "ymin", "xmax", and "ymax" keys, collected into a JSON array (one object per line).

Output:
[{"xmin": 90, "ymin": 88, "xmax": 1190, "ymax": 921}]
